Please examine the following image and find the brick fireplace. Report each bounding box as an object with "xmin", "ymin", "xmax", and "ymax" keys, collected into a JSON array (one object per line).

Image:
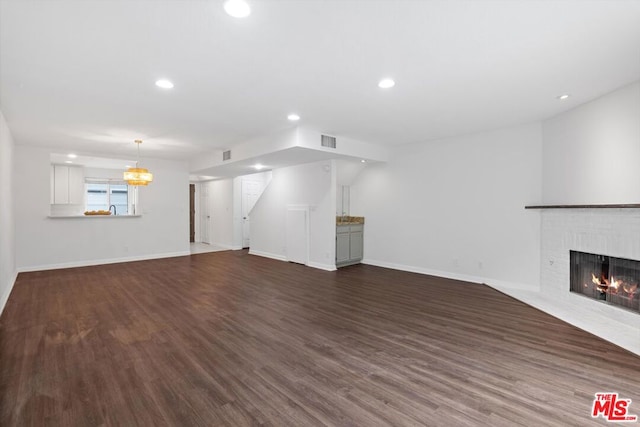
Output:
[{"xmin": 538, "ymin": 208, "xmax": 640, "ymax": 354}]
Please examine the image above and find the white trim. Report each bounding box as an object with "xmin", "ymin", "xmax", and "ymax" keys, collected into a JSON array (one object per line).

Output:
[
  {"xmin": 362, "ymin": 258, "xmax": 537, "ymax": 291},
  {"xmin": 250, "ymin": 250, "xmax": 336, "ymax": 271},
  {"xmin": 0, "ymin": 271, "xmax": 18, "ymax": 317},
  {"xmin": 248, "ymin": 249, "xmax": 287, "ymax": 262},
  {"xmin": 16, "ymin": 251, "xmax": 191, "ymax": 273},
  {"xmin": 363, "ymin": 258, "xmax": 481, "ymax": 284},
  {"xmin": 307, "ymin": 261, "xmax": 337, "ymax": 272}
]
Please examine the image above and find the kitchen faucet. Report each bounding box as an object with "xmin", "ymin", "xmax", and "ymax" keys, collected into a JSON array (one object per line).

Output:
[{"xmin": 109, "ymin": 205, "xmax": 117, "ymax": 215}]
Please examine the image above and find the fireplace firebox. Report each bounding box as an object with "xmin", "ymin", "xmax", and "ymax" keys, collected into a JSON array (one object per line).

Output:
[{"xmin": 570, "ymin": 250, "xmax": 640, "ymax": 313}]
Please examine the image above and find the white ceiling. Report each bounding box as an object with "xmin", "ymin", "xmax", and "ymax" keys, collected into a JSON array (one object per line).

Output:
[
  {"xmin": 194, "ymin": 146, "xmax": 365, "ymax": 179},
  {"xmin": 50, "ymin": 153, "xmax": 135, "ymax": 170},
  {"xmin": 1, "ymin": 0, "xmax": 639, "ymax": 163}
]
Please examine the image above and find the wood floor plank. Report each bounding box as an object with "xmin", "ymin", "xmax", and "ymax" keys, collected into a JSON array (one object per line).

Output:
[{"xmin": 1, "ymin": 250, "xmax": 639, "ymax": 426}]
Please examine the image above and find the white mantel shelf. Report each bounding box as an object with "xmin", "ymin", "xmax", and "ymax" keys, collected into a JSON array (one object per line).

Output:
[{"xmin": 47, "ymin": 215, "xmax": 142, "ymax": 219}]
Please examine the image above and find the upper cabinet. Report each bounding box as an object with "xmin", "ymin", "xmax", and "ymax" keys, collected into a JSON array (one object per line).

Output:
[
  {"xmin": 68, "ymin": 166, "xmax": 84, "ymax": 204},
  {"xmin": 51, "ymin": 165, "xmax": 84, "ymax": 204}
]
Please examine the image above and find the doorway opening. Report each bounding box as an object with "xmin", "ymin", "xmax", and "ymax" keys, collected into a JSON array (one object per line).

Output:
[
  {"xmin": 240, "ymin": 173, "xmax": 270, "ymax": 249},
  {"xmin": 189, "ymin": 184, "xmax": 195, "ymax": 242}
]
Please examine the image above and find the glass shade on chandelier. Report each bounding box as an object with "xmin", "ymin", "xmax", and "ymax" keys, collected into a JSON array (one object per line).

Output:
[
  {"xmin": 124, "ymin": 167, "xmax": 153, "ymax": 186},
  {"xmin": 124, "ymin": 139, "xmax": 153, "ymax": 186}
]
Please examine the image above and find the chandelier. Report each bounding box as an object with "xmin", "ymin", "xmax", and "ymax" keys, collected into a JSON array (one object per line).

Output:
[{"xmin": 123, "ymin": 139, "xmax": 153, "ymax": 186}]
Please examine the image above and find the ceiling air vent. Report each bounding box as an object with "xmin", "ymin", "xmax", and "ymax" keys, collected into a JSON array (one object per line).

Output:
[
  {"xmin": 222, "ymin": 150, "xmax": 232, "ymax": 161},
  {"xmin": 321, "ymin": 135, "xmax": 337, "ymax": 149}
]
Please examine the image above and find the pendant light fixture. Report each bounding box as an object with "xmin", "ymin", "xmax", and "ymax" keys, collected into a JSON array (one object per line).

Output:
[{"xmin": 123, "ymin": 139, "xmax": 153, "ymax": 186}]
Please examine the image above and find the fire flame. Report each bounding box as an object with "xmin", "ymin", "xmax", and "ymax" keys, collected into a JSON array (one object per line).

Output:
[
  {"xmin": 623, "ymin": 282, "xmax": 638, "ymax": 296},
  {"xmin": 589, "ymin": 272, "xmax": 638, "ymax": 299},
  {"xmin": 609, "ymin": 277, "xmax": 619, "ymax": 293},
  {"xmin": 592, "ymin": 273, "xmax": 608, "ymax": 292}
]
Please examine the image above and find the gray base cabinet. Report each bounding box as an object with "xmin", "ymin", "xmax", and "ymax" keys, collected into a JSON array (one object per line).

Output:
[{"xmin": 336, "ymin": 224, "xmax": 363, "ymax": 267}]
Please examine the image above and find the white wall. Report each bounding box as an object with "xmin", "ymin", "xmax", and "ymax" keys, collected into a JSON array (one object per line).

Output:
[
  {"xmin": 542, "ymin": 80, "xmax": 640, "ymax": 204},
  {"xmin": 351, "ymin": 123, "xmax": 542, "ymax": 290},
  {"xmin": 249, "ymin": 160, "xmax": 336, "ymax": 270},
  {"xmin": 0, "ymin": 111, "xmax": 16, "ymax": 314},
  {"xmin": 84, "ymin": 167, "xmax": 126, "ymax": 180},
  {"xmin": 336, "ymin": 158, "xmax": 367, "ymax": 216},
  {"xmin": 197, "ymin": 178, "xmax": 239, "ymax": 249},
  {"xmin": 15, "ymin": 146, "xmax": 190, "ymax": 271}
]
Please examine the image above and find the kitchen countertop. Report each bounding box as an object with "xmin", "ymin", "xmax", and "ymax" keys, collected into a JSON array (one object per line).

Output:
[
  {"xmin": 337, "ymin": 216, "xmax": 365, "ymax": 225},
  {"xmin": 48, "ymin": 215, "xmax": 142, "ymax": 219}
]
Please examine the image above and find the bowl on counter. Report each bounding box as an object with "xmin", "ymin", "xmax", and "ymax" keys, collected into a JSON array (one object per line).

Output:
[{"xmin": 84, "ymin": 210, "xmax": 112, "ymax": 216}]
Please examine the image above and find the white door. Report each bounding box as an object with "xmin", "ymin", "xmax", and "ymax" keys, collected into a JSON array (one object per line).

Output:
[
  {"xmin": 286, "ymin": 207, "xmax": 308, "ymax": 265},
  {"xmin": 241, "ymin": 180, "xmax": 262, "ymax": 248},
  {"xmin": 200, "ymin": 183, "xmax": 211, "ymax": 244}
]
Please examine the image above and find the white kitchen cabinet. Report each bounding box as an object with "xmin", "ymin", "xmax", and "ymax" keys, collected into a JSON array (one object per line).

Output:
[
  {"xmin": 336, "ymin": 223, "xmax": 364, "ymax": 267},
  {"xmin": 51, "ymin": 165, "xmax": 84, "ymax": 205},
  {"xmin": 50, "ymin": 165, "xmax": 55, "ymax": 204},
  {"xmin": 53, "ymin": 165, "xmax": 69, "ymax": 204},
  {"xmin": 68, "ymin": 166, "xmax": 84, "ymax": 204}
]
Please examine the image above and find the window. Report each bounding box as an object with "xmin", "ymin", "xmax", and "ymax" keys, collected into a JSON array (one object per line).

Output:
[{"xmin": 86, "ymin": 179, "xmax": 136, "ymax": 215}]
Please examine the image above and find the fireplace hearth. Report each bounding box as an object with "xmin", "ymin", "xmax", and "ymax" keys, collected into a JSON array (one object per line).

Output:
[{"xmin": 570, "ymin": 250, "xmax": 640, "ymax": 313}]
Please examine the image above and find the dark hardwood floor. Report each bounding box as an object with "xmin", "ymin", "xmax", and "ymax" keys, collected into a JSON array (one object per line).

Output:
[{"xmin": 1, "ymin": 250, "xmax": 638, "ymax": 426}]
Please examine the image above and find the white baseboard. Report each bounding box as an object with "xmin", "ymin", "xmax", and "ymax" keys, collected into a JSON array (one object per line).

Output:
[
  {"xmin": 307, "ymin": 261, "xmax": 337, "ymax": 272},
  {"xmin": 0, "ymin": 270, "xmax": 18, "ymax": 317},
  {"xmin": 17, "ymin": 251, "xmax": 191, "ymax": 273},
  {"xmin": 248, "ymin": 249, "xmax": 287, "ymax": 262},
  {"xmin": 362, "ymin": 258, "xmax": 538, "ymax": 291},
  {"xmin": 249, "ymin": 250, "xmax": 337, "ymax": 271},
  {"xmin": 363, "ymin": 258, "xmax": 482, "ymax": 284}
]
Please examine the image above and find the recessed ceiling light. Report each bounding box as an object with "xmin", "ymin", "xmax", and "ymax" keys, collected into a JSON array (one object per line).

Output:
[
  {"xmin": 65, "ymin": 160, "xmax": 73, "ymax": 164},
  {"xmin": 557, "ymin": 94, "xmax": 570, "ymax": 100},
  {"xmin": 361, "ymin": 159, "xmax": 367, "ymax": 163},
  {"xmin": 67, "ymin": 153, "xmax": 77, "ymax": 159},
  {"xmin": 224, "ymin": 0, "xmax": 251, "ymax": 18},
  {"xmin": 254, "ymin": 164, "xmax": 264, "ymax": 170},
  {"xmin": 155, "ymin": 79, "xmax": 174, "ymax": 89},
  {"xmin": 287, "ymin": 114, "xmax": 300, "ymax": 121},
  {"xmin": 378, "ymin": 78, "xmax": 395, "ymax": 89}
]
